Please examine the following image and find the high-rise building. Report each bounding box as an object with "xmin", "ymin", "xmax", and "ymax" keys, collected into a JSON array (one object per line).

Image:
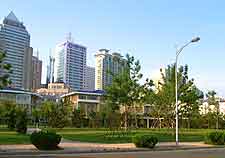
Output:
[
  {"xmin": 85, "ymin": 66, "xmax": 95, "ymax": 90},
  {"xmin": 46, "ymin": 55, "xmax": 55, "ymax": 84},
  {"xmin": 54, "ymin": 37, "xmax": 87, "ymax": 90},
  {"xmin": 95, "ymin": 49, "xmax": 126, "ymax": 90},
  {"xmin": 32, "ymin": 51, "xmax": 42, "ymax": 91},
  {"xmin": 0, "ymin": 11, "xmax": 32, "ymax": 90}
]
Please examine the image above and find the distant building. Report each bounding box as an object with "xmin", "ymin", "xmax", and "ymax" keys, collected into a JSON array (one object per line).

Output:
[
  {"xmin": 46, "ymin": 55, "xmax": 55, "ymax": 84},
  {"xmin": 0, "ymin": 11, "xmax": 32, "ymax": 90},
  {"xmin": 61, "ymin": 90, "xmax": 105, "ymax": 116},
  {"xmin": 54, "ymin": 35, "xmax": 86, "ymax": 90},
  {"xmin": 32, "ymin": 52, "xmax": 42, "ymax": 91},
  {"xmin": 200, "ymin": 97, "xmax": 225, "ymax": 115},
  {"xmin": 85, "ymin": 66, "xmax": 95, "ymax": 90},
  {"xmin": 36, "ymin": 82, "xmax": 69, "ymax": 98},
  {"xmin": 95, "ymin": 49, "xmax": 126, "ymax": 90},
  {"xmin": 0, "ymin": 87, "xmax": 42, "ymax": 113}
]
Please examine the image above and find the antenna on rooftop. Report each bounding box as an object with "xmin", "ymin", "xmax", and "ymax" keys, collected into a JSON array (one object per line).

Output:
[
  {"xmin": 36, "ymin": 49, "xmax": 39, "ymax": 59},
  {"xmin": 66, "ymin": 32, "xmax": 74, "ymax": 42}
]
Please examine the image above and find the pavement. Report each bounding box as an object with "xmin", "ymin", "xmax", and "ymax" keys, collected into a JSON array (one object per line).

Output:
[
  {"xmin": 1, "ymin": 148, "xmax": 225, "ymax": 158},
  {"xmin": 0, "ymin": 141, "xmax": 217, "ymax": 155}
]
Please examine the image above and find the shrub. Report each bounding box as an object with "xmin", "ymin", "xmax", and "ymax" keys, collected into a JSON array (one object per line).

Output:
[
  {"xmin": 30, "ymin": 130, "xmax": 62, "ymax": 150},
  {"xmin": 16, "ymin": 107, "xmax": 28, "ymax": 134},
  {"xmin": 205, "ymin": 131, "xmax": 225, "ymax": 145},
  {"xmin": 132, "ymin": 134, "xmax": 158, "ymax": 148}
]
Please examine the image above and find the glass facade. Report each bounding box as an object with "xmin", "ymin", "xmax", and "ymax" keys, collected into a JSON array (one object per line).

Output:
[
  {"xmin": 0, "ymin": 12, "xmax": 31, "ymax": 89},
  {"xmin": 55, "ymin": 40, "xmax": 87, "ymax": 90}
]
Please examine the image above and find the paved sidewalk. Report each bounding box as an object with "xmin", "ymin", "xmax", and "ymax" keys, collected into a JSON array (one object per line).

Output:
[{"xmin": 0, "ymin": 141, "xmax": 215, "ymax": 154}]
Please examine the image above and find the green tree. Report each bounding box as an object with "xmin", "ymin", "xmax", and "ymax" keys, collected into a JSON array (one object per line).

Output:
[
  {"xmin": 148, "ymin": 64, "xmax": 202, "ymax": 128},
  {"xmin": 16, "ymin": 107, "xmax": 28, "ymax": 134},
  {"xmin": 0, "ymin": 101, "xmax": 17, "ymax": 130},
  {"xmin": 0, "ymin": 51, "xmax": 12, "ymax": 88},
  {"xmin": 40, "ymin": 100, "xmax": 72, "ymax": 128},
  {"xmin": 206, "ymin": 90, "xmax": 220, "ymax": 129},
  {"xmin": 106, "ymin": 54, "xmax": 153, "ymax": 129}
]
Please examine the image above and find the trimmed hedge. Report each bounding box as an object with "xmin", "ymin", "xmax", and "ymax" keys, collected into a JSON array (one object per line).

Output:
[
  {"xmin": 30, "ymin": 130, "xmax": 62, "ymax": 150},
  {"xmin": 205, "ymin": 131, "xmax": 225, "ymax": 145},
  {"xmin": 132, "ymin": 134, "xmax": 158, "ymax": 148}
]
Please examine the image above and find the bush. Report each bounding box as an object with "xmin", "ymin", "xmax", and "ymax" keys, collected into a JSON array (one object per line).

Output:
[
  {"xmin": 30, "ymin": 130, "xmax": 62, "ymax": 150},
  {"xmin": 205, "ymin": 131, "xmax": 225, "ymax": 145},
  {"xmin": 132, "ymin": 134, "xmax": 158, "ymax": 148},
  {"xmin": 16, "ymin": 107, "xmax": 28, "ymax": 134}
]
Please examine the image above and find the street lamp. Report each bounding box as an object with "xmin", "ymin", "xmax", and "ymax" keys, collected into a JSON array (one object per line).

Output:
[{"xmin": 175, "ymin": 37, "xmax": 200, "ymax": 146}]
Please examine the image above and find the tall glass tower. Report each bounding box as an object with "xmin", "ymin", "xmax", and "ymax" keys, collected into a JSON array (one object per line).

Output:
[
  {"xmin": 54, "ymin": 37, "xmax": 87, "ymax": 90},
  {"xmin": 0, "ymin": 11, "xmax": 32, "ymax": 90}
]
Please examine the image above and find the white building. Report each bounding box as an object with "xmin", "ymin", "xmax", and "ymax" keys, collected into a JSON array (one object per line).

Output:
[
  {"xmin": 54, "ymin": 37, "xmax": 87, "ymax": 90},
  {"xmin": 200, "ymin": 98, "xmax": 225, "ymax": 115},
  {"xmin": 0, "ymin": 11, "xmax": 32, "ymax": 90},
  {"xmin": 85, "ymin": 66, "xmax": 95, "ymax": 90},
  {"xmin": 95, "ymin": 49, "xmax": 126, "ymax": 90}
]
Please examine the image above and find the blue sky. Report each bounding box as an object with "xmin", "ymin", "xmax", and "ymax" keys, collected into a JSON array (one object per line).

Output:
[{"xmin": 1, "ymin": 0, "xmax": 225, "ymax": 96}]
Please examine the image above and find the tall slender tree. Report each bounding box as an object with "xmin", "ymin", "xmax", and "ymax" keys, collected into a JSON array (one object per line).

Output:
[{"xmin": 0, "ymin": 51, "xmax": 11, "ymax": 88}]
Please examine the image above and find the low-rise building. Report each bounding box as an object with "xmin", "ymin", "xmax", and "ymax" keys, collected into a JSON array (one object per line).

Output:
[
  {"xmin": 0, "ymin": 88, "xmax": 42, "ymax": 113},
  {"xmin": 61, "ymin": 90, "xmax": 105, "ymax": 116},
  {"xmin": 36, "ymin": 82, "xmax": 69, "ymax": 98}
]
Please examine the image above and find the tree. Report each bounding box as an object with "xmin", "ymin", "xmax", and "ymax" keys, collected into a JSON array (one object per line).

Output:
[
  {"xmin": 32, "ymin": 107, "xmax": 41, "ymax": 128},
  {"xmin": 206, "ymin": 90, "xmax": 220, "ymax": 129},
  {"xmin": 0, "ymin": 51, "xmax": 12, "ymax": 88},
  {"xmin": 16, "ymin": 107, "xmax": 28, "ymax": 134},
  {"xmin": 148, "ymin": 64, "xmax": 202, "ymax": 128},
  {"xmin": 40, "ymin": 100, "xmax": 72, "ymax": 128},
  {"xmin": 106, "ymin": 54, "xmax": 153, "ymax": 129},
  {"xmin": 0, "ymin": 101, "xmax": 17, "ymax": 130}
]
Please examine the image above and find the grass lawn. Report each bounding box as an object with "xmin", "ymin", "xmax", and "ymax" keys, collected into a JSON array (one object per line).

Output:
[
  {"xmin": 59, "ymin": 128, "xmax": 210, "ymax": 144},
  {"xmin": 0, "ymin": 128, "xmax": 30, "ymax": 145},
  {"xmin": 0, "ymin": 127, "xmax": 218, "ymax": 144}
]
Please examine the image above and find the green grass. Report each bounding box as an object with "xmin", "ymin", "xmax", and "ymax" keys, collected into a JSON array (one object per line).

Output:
[
  {"xmin": 0, "ymin": 128, "xmax": 30, "ymax": 145},
  {"xmin": 0, "ymin": 127, "xmax": 221, "ymax": 144},
  {"xmin": 59, "ymin": 128, "xmax": 209, "ymax": 144}
]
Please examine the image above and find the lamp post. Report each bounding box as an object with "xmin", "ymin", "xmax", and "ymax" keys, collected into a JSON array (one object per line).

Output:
[{"xmin": 175, "ymin": 37, "xmax": 200, "ymax": 146}]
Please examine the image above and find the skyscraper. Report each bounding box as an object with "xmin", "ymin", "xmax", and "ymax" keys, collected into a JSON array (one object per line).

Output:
[
  {"xmin": 0, "ymin": 11, "xmax": 32, "ymax": 90},
  {"xmin": 95, "ymin": 49, "xmax": 126, "ymax": 90},
  {"xmin": 54, "ymin": 36, "xmax": 87, "ymax": 90},
  {"xmin": 32, "ymin": 51, "xmax": 42, "ymax": 91},
  {"xmin": 46, "ymin": 55, "xmax": 55, "ymax": 84},
  {"xmin": 85, "ymin": 66, "xmax": 95, "ymax": 90}
]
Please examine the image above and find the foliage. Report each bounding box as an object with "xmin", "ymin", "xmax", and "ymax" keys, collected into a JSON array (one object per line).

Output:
[
  {"xmin": 106, "ymin": 54, "xmax": 154, "ymax": 129},
  {"xmin": 206, "ymin": 90, "xmax": 220, "ymax": 129},
  {"xmin": 0, "ymin": 51, "xmax": 12, "ymax": 89},
  {"xmin": 0, "ymin": 101, "xmax": 17, "ymax": 130},
  {"xmin": 40, "ymin": 100, "xmax": 72, "ymax": 128},
  {"xmin": 205, "ymin": 131, "xmax": 225, "ymax": 145},
  {"xmin": 71, "ymin": 108, "xmax": 84, "ymax": 128},
  {"xmin": 30, "ymin": 130, "xmax": 62, "ymax": 150},
  {"xmin": 132, "ymin": 134, "xmax": 158, "ymax": 148},
  {"xmin": 15, "ymin": 107, "xmax": 28, "ymax": 134},
  {"xmin": 147, "ymin": 64, "xmax": 203, "ymax": 128}
]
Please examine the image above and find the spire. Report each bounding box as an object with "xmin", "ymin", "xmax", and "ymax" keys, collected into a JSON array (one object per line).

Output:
[
  {"xmin": 6, "ymin": 11, "xmax": 20, "ymax": 22},
  {"xmin": 66, "ymin": 32, "xmax": 74, "ymax": 42}
]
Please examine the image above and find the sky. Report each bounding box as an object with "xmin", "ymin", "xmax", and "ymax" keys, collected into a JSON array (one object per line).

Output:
[{"xmin": 0, "ymin": 0, "xmax": 225, "ymax": 96}]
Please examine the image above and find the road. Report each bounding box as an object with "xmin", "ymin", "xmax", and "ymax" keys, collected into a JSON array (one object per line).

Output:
[{"xmin": 1, "ymin": 148, "xmax": 225, "ymax": 158}]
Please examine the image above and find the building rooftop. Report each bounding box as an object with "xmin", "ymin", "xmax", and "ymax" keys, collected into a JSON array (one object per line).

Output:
[
  {"xmin": 0, "ymin": 87, "xmax": 42, "ymax": 97},
  {"xmin": 61, "ymin": 90, "xmax": 105, "ymax": 98},
  {"xmin": 6, "ymin": 11, "xmax": 19, "ymax": 22}
]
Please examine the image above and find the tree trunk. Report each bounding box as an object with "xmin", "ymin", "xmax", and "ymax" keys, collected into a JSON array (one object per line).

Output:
[
  {"xmin": 124, "ymin": 105, "xmax": 128, "ymax": 131},
  {"xmin": 134, "ymin": 105, "xmax": 138, "ymax": 128}
]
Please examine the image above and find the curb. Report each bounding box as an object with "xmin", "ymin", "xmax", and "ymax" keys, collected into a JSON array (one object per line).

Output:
[{"xmin": 0, "ymin": 146, "xmax": 223, "ymax": 156}]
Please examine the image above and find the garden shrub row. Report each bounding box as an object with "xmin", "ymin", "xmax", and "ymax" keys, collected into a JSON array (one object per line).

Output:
[
  {"xmin": 30, "ymin": 130, "xmax": 62, "ymax": 150},
  {"xmin": 132, "ymin": 134, "xmax": 158, "ymax": 148},
  {"xmin": 205, "ymin": 131, "xmax": 225, "ymax": 145}
]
